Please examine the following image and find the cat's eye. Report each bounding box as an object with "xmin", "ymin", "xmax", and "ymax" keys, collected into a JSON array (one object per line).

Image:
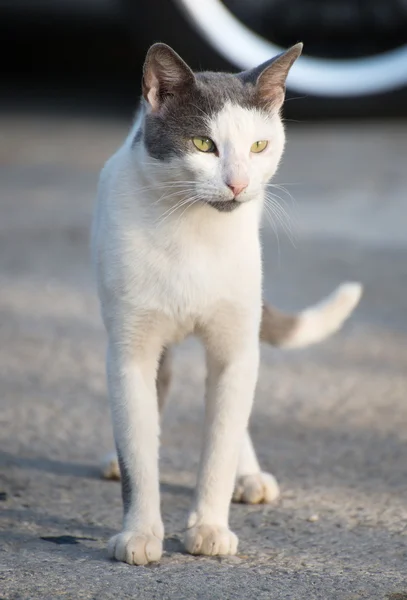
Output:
[
  {"xmin": 250, "ymin": 140, "xmax": 268, "ymax": 153},
  {"xmin": 192, "ymin": 137, "xmax": 216, "ymax": 153}
]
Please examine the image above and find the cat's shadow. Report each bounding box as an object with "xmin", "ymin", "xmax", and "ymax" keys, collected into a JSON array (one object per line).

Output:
[
  {"xmin": 163, "ymin": 535, "xmax": 185, "ymax": 555},
  {"xmin": 160, "ymin": 481, "xmax": 193, "ymax": 497},
  {"xmin": 0, "ymin": 450, "xmax": 100, "ymax": 479},
  {"xmin": 1, "ymin": 451, "xmax": 194, "ymax": 499}
]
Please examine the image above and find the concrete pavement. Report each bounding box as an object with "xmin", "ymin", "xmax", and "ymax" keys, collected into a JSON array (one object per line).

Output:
[{"xmin": 1, "ymin": 115, "xmax": 406, "ymax": 599}]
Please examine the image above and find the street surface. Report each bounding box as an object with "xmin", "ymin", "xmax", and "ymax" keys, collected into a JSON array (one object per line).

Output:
[{"xmin": 1, "ymin": 115, "xmax": 406, "ymax": 599}]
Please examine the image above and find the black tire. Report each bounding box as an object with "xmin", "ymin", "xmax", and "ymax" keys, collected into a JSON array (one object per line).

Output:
[{"xmin": 122, "ymin": 0, "xmax": 407, "ymax": 118}]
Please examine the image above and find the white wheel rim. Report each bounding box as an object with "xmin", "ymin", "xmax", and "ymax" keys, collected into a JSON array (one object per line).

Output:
[{"xmin": 175, "ymin": 0, "xmax": 407, "ymax": 97}]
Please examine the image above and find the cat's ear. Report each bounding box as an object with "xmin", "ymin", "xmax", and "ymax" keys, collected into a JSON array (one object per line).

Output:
[
  {"xmin": 142, "ymin": 43, "xmax": 195, "ymax": 112},
  {"xmin": 240, "ymin": 43, "xmax": 303, "ymax": 110}
]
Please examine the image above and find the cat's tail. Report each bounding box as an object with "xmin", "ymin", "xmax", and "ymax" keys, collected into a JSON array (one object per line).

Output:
[{"xmin": 261, "ymin": 282, "xmax": 362, "ymax": 349}]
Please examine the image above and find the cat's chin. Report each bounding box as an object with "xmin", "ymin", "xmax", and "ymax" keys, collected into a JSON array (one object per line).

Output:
[{"xmin": 206, "ymin": 199, "xmax": 241, "ymax": 213}]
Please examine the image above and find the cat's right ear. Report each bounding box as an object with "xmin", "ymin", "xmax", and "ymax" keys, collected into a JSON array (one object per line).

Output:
[
  {"xmin": 142, "ymin": 44, "xmax": 195, "ymax": 112},
  {"xmin": 240, "ymin": 43, "xmax": 303, "ymax": 111}
]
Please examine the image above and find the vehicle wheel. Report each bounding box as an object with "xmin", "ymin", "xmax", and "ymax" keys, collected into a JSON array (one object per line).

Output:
[{"xmin": 122, "ymin": 0, "xmax": 407, "ymax": 117}]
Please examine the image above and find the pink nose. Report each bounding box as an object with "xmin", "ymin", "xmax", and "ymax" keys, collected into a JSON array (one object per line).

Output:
[{"xmin": 227, "ymin": 182, "xmax": 248, "ymax": 197}]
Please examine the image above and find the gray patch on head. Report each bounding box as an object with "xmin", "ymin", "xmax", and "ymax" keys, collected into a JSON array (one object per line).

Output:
[
  {"xmin": 117, "ymin": 449, "xmax": 132, "ymax": 515},
  {"xmin": 142, "ymin": 73, "xmax": 259, "ymax": 161},
  {"xmin": 131, "ymin": 126, "xmax": 143, "ymax": 148}
]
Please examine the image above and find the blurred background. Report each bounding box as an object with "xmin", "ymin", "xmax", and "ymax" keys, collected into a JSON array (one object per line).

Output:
[
  {"xmin": 1, "ymin": 2, "xmax": 407, "ymax": 597},
  {"xmin": 2, "ymin": 0, "xmax": 407, "ymax": 117}
]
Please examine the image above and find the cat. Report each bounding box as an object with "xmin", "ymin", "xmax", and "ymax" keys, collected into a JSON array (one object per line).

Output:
[{"xmin": 91, "ymin": 42, "xmax": 362, "ymax": 565}]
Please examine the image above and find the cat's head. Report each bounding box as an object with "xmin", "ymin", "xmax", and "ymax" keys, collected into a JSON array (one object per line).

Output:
[{"xmin": 139, "ymin": 42, "xmax": 302, "ymax": 212}]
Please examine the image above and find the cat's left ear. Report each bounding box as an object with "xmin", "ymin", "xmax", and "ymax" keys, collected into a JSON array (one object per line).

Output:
[
  {"xmin": 142, "ymin": 43, "xmax": 195, "ymax": 112},
  {"xmin": 240, "ymin": 43, "xmax": 303, "ymax": 110}
]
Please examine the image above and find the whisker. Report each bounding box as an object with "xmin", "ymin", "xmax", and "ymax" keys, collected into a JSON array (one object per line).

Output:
[
  {"xmin": 189, "ymin": 103, "xmax": 211, "ymax": 122},
  {"xmin": 267, "ymin": 191, "xmax": 294, "ymax": 216},
  {"xmin": 156, "ymin": 198, "xmax": 192, "ymax": 223},
  {"xmin": 265, "ymin": 188, "xmax": 296, "ymax": 219},
  {"xmin": 265, "ymin": 182, "xmax": 301, "ymax": 189},
  {"xmin": 266, "ymin": 194, "xmax": 295, "ymax": 229},
  {"xmin": 128, "ymin": 181, "xmax": 198, "ymax": 195},
  {"xmin": 265, "ymin": 197, "xmax": 294, "ymax": 238},
  {"xmin": 262, "ymin": 202, "xmax": 281, "ymax": 264},
  {"xmin": 265, "ymin": 184, "xmax": 298, "ymax": 212},
  {"xmin": 153, "ymin": 187, "xmax": 197, "ymax": 205},
  {"xmin": 175, "ymin": 195, "xmax": 203, "ymax": 223},
  {"xmin": 126, "ymin": 182, "xmax": 200, "ymax": 202},
  {"xmin": 264, "ymin": 195, "xmax": 297, "ymax": 248},
  {"xmin": 155, "ymin": 195, "xmax": 200, "ymax": 225}
]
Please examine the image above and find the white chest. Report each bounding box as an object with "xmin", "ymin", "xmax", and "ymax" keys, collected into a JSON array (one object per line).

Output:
[
  {"xmin": 97, "ymin": 207, "xmax": 261, "ymax": 324},
  {"xmin": 122, "ymin": 222, "xmax": 260, "ymax": 315}
]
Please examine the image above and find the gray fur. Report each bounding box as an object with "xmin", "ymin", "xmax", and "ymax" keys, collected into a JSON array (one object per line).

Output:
[
  {"xmin": 142, "ymin": 73, "xmax": 258, "ymax": 161},
  {"xmin": 131, "ymin": 127, "xmax": 142, "ymax": 148},
  {"xmin": 117, "ymin": 450, "xmax": 132, "ymax": 515},
  {"xmin": 207, "ymin": 199, "xmax": 240, "ymax": 213},
  {"xmin": 136, "ymin": 43, "xmax": 301, "ymax": 169}
]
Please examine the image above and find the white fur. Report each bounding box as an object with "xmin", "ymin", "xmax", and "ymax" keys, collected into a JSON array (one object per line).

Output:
[
  {"xmin": 281, "ymin": 282, "xmax": 363, "ymax": 349},
  {"xmin": 185, "ymin": 103, "xmax": 285, "ymax": 208},
  {"xmin": 92, "ymin": 102, "xmax": 286, "ymax": 564}
]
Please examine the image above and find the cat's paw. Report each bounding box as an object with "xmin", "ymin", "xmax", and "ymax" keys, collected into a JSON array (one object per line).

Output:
[
  {"xmin": 101, "ymin": 452, "xmax": 120, "ymax": 480},
  {"xmin": 184, "ymin": 524, "xmax": 238, "ymax": 556},
  {"xmin": 233, "ymin": 472, "xmax": 280, "ymax": 504},
  {"xmin": 108, "ymin": 530, "xmax": 163, "ymax": 565}
]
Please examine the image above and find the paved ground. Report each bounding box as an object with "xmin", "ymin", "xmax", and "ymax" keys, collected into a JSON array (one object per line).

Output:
[{"xmin": 1, "ymin": 115, "xmax": 406, "ymax": 599}]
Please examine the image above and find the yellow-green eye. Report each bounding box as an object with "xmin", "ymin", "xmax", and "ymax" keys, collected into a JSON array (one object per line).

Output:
[
  {"xmin": 192, "ymin": 137, "xmax": 216, "ymax": 153},
  {"xmin": 250, "ymin": 140, "xmax": 268, "ymax": 153}
]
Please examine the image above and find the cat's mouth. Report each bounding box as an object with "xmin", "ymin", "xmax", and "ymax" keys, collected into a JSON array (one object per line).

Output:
[{"xmin": 206, "ymin": 199, "xmax": 241, "ymax": 213}]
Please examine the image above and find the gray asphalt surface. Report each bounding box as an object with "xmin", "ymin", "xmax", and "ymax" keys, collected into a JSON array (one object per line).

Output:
[{"xmin": 1, "ymin": 115, "xmax": 406, "ymax": 599}]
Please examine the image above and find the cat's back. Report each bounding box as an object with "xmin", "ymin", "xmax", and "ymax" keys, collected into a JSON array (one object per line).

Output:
[
  {"xmin": 92, "ymin": 132, "xmax": 145, "ymax": 249},
  {"xmin": 94, "ymin": 107, "xmax": 146, "ymax": 228}
]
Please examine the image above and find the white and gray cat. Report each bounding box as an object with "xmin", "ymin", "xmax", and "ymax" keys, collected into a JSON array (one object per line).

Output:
[{"xmin": 92, "ymin": 42, "xmax": 362, "ymax": 565}]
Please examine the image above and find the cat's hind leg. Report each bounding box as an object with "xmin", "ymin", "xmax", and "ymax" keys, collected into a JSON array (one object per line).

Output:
[{"xmin": 232, "ymin": 430, "xmax": 280, "ymax": 504}]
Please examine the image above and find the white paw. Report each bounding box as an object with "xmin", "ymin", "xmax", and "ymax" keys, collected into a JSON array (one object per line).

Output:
[
  {"xmin": 108, "ymin": 530, "xmax": 163, "ymax": 565},
  {"xmin": 101, "ymin": 452, "xmax": 120, "ymax": 480},
  {"xmin": 233, "ymin": 472, "xmax": 280, "ymax": 504},
  {"xmin": 184, "ymin": 524, "xmax": 238, "ymax": 556}
]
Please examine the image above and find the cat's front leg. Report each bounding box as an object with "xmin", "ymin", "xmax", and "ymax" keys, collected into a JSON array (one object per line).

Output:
[
  {"xmin": 106, "ymin": 341, "xmax": 164, "ymax": 565},
  {"xmin": 184, "ymin": 312, "xmax": 260, "ymax": 556}
]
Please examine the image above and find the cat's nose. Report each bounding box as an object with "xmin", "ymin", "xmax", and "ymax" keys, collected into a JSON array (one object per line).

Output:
[{"xmin": 227, "ymin": 181, "xmax": 248, "ymax": 197}]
